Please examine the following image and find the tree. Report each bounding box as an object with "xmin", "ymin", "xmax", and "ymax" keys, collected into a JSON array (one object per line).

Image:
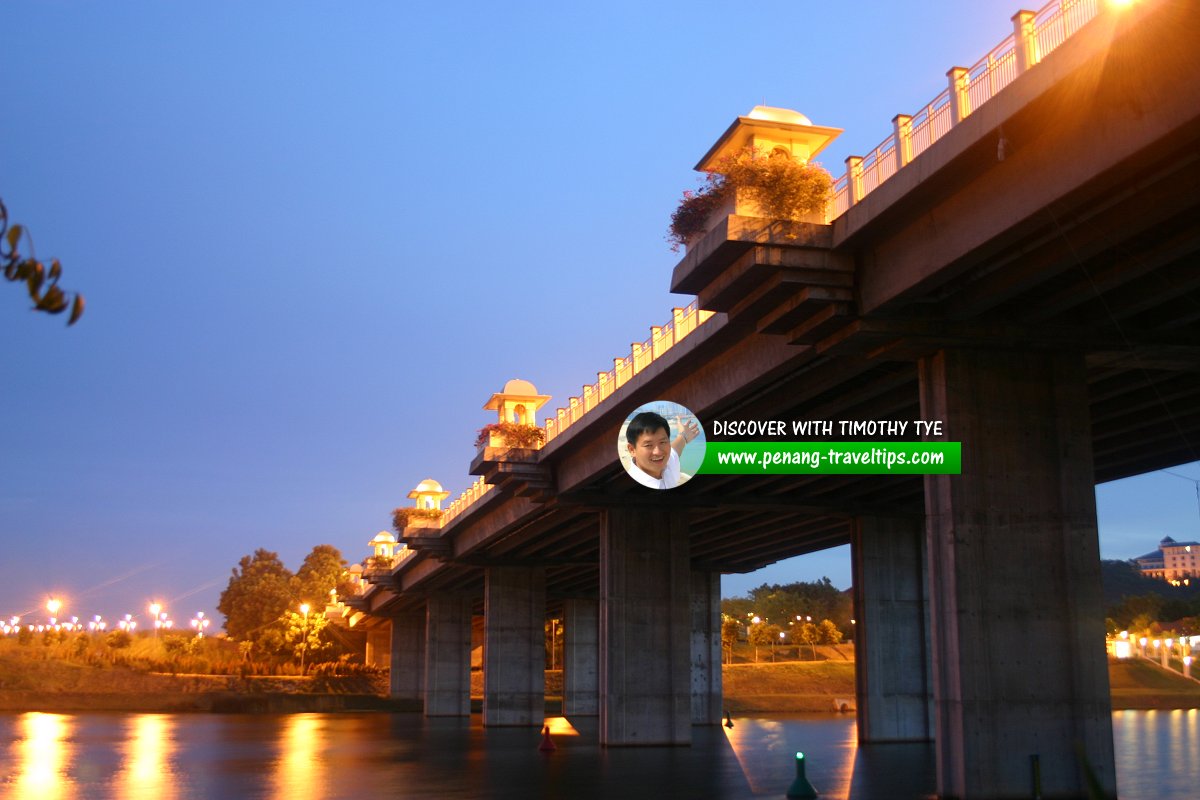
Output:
[
  {"xmin": 294, "ymin": 544, "xmax": 355, "ymax": 609},
  {"xmin": 1, "ymin": 199, "xmax": 84, "ymax": 325},
  {"xmin": 797, "ymin": 621, "xmax": 820, "ymax": 661},
  {"xmin": 764, "ymin": 623, "xmax": 784, "ymax": 662},
  {"xmin": 747, "ymin": 622, "xmax": 774, "ymax": 663},
  {"xmin": 817, "ymin": 618, "xmax": 843, "ymax": 646},
  {"xmin": 284, "ymin": 609, "xmax": 330, "ymax": 672},
  {"xmin": 218, "ymin": 549, "xmax": 295, "ymax": 650},
  {"xmin": 721, "ymin": 618, "xmax": 741, "ymax": 665},
  {"xmin": 721, "ymin": 578, "xmax": 854, "ymax": 639}
]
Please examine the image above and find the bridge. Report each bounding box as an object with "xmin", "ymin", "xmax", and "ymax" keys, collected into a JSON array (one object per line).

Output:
[{"xmin": 334, "ymin": 1, "xmax": 1200, "ymax": 796}]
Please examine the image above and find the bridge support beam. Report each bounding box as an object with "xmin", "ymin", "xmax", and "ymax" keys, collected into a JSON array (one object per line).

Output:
[
  {"xmin": 424, "ymin": 593, "xmax": 472, "ymax": 717},
  {"xmin": 562, "ymin": 598, "xmax": 599, "ymax": 716},
  {"xmin": 920, "ymin": 349, "xmax": 1115, "ymax": 798},
  {"xmin": 852, "ymin": 515, "xmax": 932, "ymax": 742},
  {"xmin": 389, "ymin": 610, "xmax": 426, "ymax": 703},
  {"xmin": 365, "ymin": 628, "xmax": 391, "ymax": 670},
  {"xmin": 691, "ymin": 570, "xmax": 723, "ymax": 725},
  {"xmin": 483, "ymin": 566, "xmax": 546, "ymax": 726},
  {"xmin": 599, "ymin": 508, "xmax": 691, "ymax": 745}
]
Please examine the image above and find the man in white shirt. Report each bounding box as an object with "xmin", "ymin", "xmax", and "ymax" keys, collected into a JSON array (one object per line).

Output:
[{"xmin": 624, "ymin": 411, "xmax": 701, "ymax": 490}]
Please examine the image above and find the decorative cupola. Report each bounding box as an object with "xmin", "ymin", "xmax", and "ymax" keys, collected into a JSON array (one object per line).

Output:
[
  {"xmin": 481, "ymin": 378, "xmax": 551, "ymax": 448},
  {"xmin": 687, "ymin": 106, "xmax": 844, "ymax": 229},
  {"xmin": 695, "ymin": 105, "xmax": 842, "ymax": 171},
  {"xmin": 369, "ymin": 530, "xmax": 397, "ymax": 560},
  {"xmin": 408, "ymin": 478, "xmax": 451, "ymax": 511}
]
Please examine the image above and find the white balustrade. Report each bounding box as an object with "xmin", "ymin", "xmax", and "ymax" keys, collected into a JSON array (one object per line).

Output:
[{"xmin": 827, "ymin": 0, "xmax": 1101, "ymax": 218}]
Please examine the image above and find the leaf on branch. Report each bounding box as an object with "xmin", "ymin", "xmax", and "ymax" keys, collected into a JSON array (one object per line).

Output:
[{"xmin": 68, "ymin": 294, "xmax": 85, "ymax": 326}]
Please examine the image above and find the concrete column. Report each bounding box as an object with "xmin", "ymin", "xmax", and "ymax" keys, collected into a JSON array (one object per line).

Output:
[
  {"xmin": 389, "ymin": 610, "xmax": 425, "ymax": 702},
  {"xmin": 365, "ymin": 627, "xmax": 391, "ymax": 670},
  {"xmin": 845, "ymin": 155, "xmax": 864, "ymax": 205},
  {"xmin": 424, "ymin": 593, "xmax": 472, "ymax": 717},
  {"xmin": 919, "ymin": 348, "xmax": 1115, "ymax": 799},
  {"xmin": 892, "ymin": 114, "xmax": 913, "ymax": 171},
  {"xmin": 599, "ymin": 508, "xmax": 691, "ymax": 746},
  {"xmin": 562, "ymin": 598, "xmax": 599, "ymax": 716},
  {"xmin": 690, "ymin": 571, "xmax": 722, "ymax": 725},
  {"xmin": 947, "ymin": 66, "xmax": 971, "ymax": 123},
  {"xmin": 1012, "ymin": 10, "xmax": 1038, "ymax": 73},
  {"xmin": 851, "ymin": 515, "xmax": 932, "ymax": 742},
  {"xmin": 483, "ymin": 566, "xmax": 546, "ymax": 726}
]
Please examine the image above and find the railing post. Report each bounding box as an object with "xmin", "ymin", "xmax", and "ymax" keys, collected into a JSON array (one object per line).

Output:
[
  {"xmin": 1011, "ymin": 10, "xmax": 1039, "ymax": 73},
  {"xmin": 845, "ymin": 155, "xmax": 864, "ymax": 205},
  {"xmin": 947, "ymin": 66, "xmax": 971, "ymax": 124},
  {"xmin": 650, "ymin": 326, "xmax": 663, "ymax": 358},
  {"xmin": 892, "ymin": 114, "xmax": 913, "ymax": 170},
  {"xmin": 631, "ymin": 342, "xmax": 644, "ymax": 373}
]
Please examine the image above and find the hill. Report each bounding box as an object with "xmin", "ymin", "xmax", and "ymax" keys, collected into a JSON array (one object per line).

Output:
[{"xmin": 1099, "ymin": 559, "xmax": 1200, "ymax": 607}]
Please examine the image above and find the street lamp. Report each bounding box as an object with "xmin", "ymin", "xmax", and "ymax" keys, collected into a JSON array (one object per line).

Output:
[
  {"xmin": 46, "ymin": 598, "xmax": 62, "ymax": 625},
  {"xmin": 190, "ymin": 612, "xmax": 210, "ymax": 638},
  {"xmin": 149, "ymin": 602, "xmax": 162, "ymax": 637},
  {"xmin": 299, "ymin": 603, "xmax": 311, "ymax": 674}
]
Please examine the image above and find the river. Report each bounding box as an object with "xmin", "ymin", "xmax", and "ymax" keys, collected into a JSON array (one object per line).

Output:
[{"xmin": 0, "ymin": 709, "xmax": 1195, "ymax": 798}]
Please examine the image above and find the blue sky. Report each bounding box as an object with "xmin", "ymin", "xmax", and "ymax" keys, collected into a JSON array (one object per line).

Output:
[{"xmin": 2, "ymin": 1, "xmax": 1196, "ymax": 624}]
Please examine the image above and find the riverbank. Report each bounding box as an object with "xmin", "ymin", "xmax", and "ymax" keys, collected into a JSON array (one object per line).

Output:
[{"xmin": 3, "ymin": 649, "xmax": 1196, "ymax": 714}]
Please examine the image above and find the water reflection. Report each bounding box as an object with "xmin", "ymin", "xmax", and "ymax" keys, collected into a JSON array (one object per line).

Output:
[
  {"xmin": 10, "ymin": 712, "xmax": 74, "ymax": 800},
  {"xmin": 118, "ymin": 714, "xmax": 177, "ymax": 800},
  {"xmin": 0, "ymin": 709, "xmax": 1193, "ymax": 799},
  {"xmin": 1113, "ymin": 708, "xmax": 1198, "ymax": 799},
  {"xmin": 723, "ymin": 714, "xmax": 858, "ymax": 797},
  {"xmin": 271, "ymin": 714, "xmax": 326, "ymax": 800}
]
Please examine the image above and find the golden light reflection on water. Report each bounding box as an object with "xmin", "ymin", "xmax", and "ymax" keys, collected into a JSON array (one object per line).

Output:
[
  {"xmin": 723, "ymin": 716, "xmax": 857, "ymax": 799},
  {"xmin": 117, "ymin": 714, "xmax": 177, "ymax": 800},
  {"xmin": 543, "ymin": 716, "xmax": 580, "ymax": 737},
  {"xmin": 723, "ymin": 717, "xmax": 786, "ymax": 794},
  {"xmin": 271, "ymin": 714, "xmax": 326, "ymax": 800},
  {"xmin": 10, "ymin": 712, "xmax": 74, "ymax": 800}
]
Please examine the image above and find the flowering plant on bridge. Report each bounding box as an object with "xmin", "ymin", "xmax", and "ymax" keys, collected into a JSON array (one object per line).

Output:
[
  {"xmin": 667, "ymin": 182, "xmax": 729, "ymax": 251},
  {"xmin": 474, "ymin": 422, "xmax": 546, "ymax": 449},
  {"xmin": 667, "ymin": 146, "xmax": 833, "ymax": 251},
  {"xmin": 391, "ymin": 507, "xmax": 443, "ymax": 533},
  {"xmin": 365, "ymin": 554, "xmax": 395, "ymax": 570}
]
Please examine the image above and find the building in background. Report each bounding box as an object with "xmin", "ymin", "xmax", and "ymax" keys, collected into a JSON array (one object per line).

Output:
[{"xmin": 1135, "ymin": 536, "xmax": 1200, "ymax": 585}]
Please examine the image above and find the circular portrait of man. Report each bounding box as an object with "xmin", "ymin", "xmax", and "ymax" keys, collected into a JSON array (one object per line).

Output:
[{"xmin": 617, "ymin": 401, "xmax": 705, "ymax": 489}]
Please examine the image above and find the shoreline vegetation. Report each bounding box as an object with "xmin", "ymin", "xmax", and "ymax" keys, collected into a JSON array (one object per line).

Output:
[{"xmin": 2, "ymin": 647, "xmax": 1195, "ymax": 715}]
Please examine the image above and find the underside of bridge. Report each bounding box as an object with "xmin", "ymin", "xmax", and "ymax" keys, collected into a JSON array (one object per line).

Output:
[{"xmin": 347, "ymin": 2, "xmax": 1200, "ymax": 797}]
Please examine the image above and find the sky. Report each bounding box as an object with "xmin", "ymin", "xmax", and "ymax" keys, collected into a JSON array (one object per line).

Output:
[{"xmin": 2, "ymin": 0, "xmax": 1197, "ymax": 628}]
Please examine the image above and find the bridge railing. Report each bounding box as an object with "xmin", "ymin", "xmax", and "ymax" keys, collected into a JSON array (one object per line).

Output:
[
  {"xmin": 418, "ymin": 301, "xmax": 714, "ymax": 535},
  {"xmin": 825, "ymin": 0, "xmax": 1101, "ymax": 222},
  {"xmin": 544, "ymin": 300, "xmax": 715, "ymax": 444},
  {"xmin": 441, "ymin": 476, "xmax": 494, "ymax": 528}
]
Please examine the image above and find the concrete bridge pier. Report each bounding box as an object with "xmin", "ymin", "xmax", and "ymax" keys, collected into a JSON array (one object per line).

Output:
[
  {"xmin": 389, "ymin": 610, "xmax": 426, "ymax": 703},
  {"xmin": 852, "ymin": 515, "xmax": 932, "ymax": 742},
  {"xmin": 690, "ymin": 570, "xmax": 723, "ymax": 726},
  {"xmin": 483, "ymin": 566, "xmax": 546, "ymax": 726},
  {"xmin": 920, "ymin": 349, "xmax": 1115, "ymax": 798},
  {"xmin": 562, "ymin": 598, "xmax": 599, "ymax": 716},
  {"xmin": 599, "ymin": 508, "xmax": 692, "ymax": 745},
  {"xmin": 365, "ymin": 628, "xmax": 391, "ymax": 670},
  {"xmin": 424, "ymin": 593, "xmax": 473, "ymax": 716}
]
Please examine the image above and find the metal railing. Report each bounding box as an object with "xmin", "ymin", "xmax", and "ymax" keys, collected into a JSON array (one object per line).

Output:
[{"xmin": 825, "ymin": 0, "xmax": 1102, "ymax": 221}]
